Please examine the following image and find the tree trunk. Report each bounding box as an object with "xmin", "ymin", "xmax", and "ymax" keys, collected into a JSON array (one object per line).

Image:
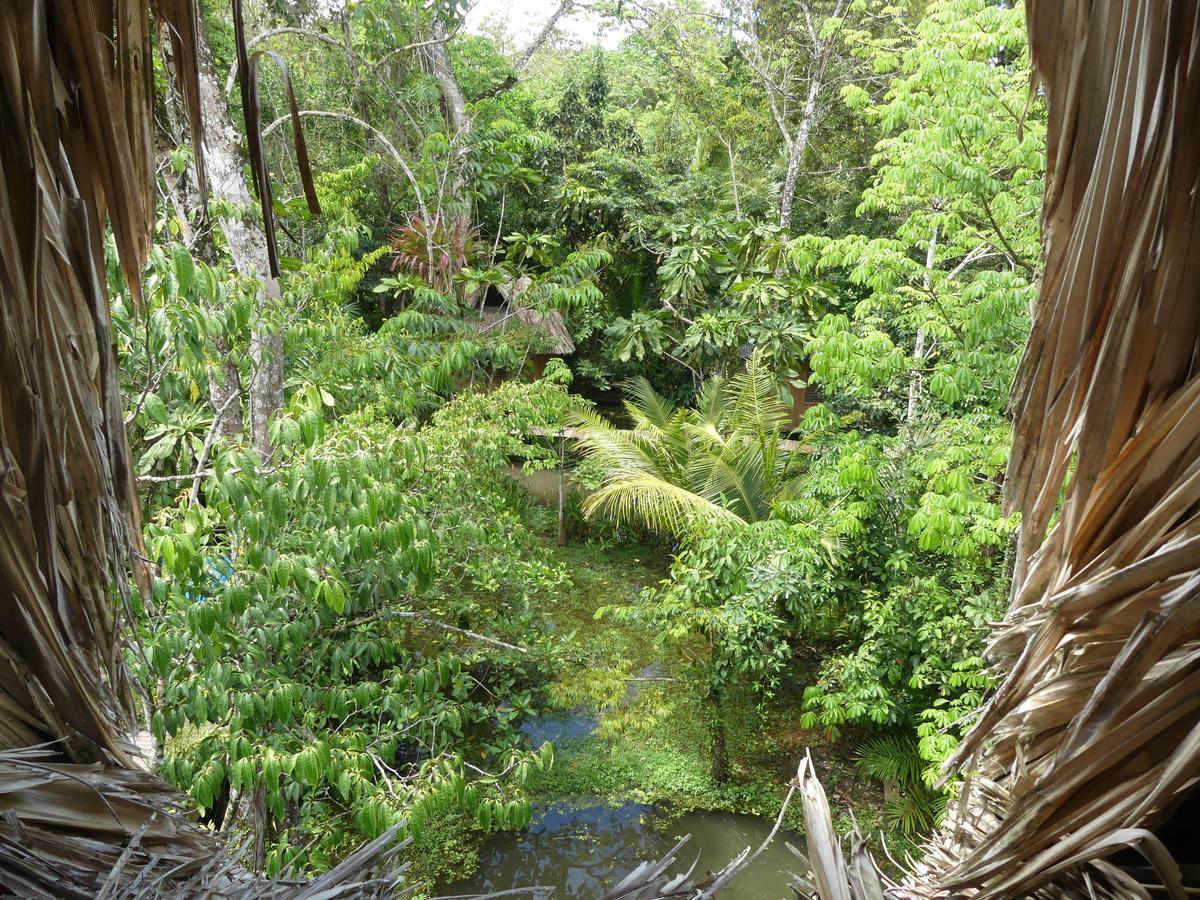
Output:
[
  {"xmin": 252, "ymin": 780, "xmax": 267, "ymax": 873},
  {"xmin": 557, "ymin": 433, "xmax": 567, "ymax": 546},
  {"xmin": 721, "ymin": 136, "xmax": 742, "ymax": 220},
  {"xmin": 515, "ymin": 0, "xmax": 574, "ymax": 72},
  {"xmin": 425, "ymin": 21, "xmax": 472, "ymax": 230},
  {"xmin": 209, "ymin": 334, "xmax": 244, "ymax": 440},
  {"xmin": 197, "ymin": 20, "xmax": 283, "ymax": 459},
  {"xmin": 778, "ymin": 73, "xmax": 823, "ymax": 230},
  {"xmin": 709, "ymin": 684, "xmax": 730, "ymax": 783}
]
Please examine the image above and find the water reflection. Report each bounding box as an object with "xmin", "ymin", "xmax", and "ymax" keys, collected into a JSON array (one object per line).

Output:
[
  {"xmin": 439, "ymin": 804, "xmax": 801, "ymax": 898},
  {"xmin": 519, "ymin": 708, "xmax": 599, "ymax": 747}
]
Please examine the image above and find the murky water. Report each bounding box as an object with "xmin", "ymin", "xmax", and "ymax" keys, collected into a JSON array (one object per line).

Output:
[
  {"xmin": 520, "ymin": 708, "xmax": 600, "ymax": 746},
  {"xmin": 448, "ymin": 548, "xmax": 799, "ymax": 898},
  {"xmin": 437, "ymin": 803, "xmax": 802, "ymax": 898}
]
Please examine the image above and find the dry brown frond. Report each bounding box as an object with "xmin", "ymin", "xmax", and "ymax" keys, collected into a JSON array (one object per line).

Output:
[{"xmin": 0, "ymin": 3, "xmax": 398, "ymax": 894}]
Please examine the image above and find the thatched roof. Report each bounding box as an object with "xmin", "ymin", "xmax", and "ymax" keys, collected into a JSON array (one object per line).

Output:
[
  {"xmin": 0, "ymin": 0, "xmax": 205, "ymax": 884},
  {"xmin": 475, "ymin": 274, "xmax": 575, "ymax": 355},
  {"xmin": 480, "ymin": 306, "xmax": 576, "ymax": 355},
  {"xmin": 0, "ymin": 3, "xmax": 402, "ymax": 895}
]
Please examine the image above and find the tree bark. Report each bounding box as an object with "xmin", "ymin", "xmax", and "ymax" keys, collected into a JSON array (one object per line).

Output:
[
  {"xmin": 709, "ymin": 685, "xmax": 730, "ymax": 783},
  {"xmin": 209, "ymin": 334, "xmax": 244, "ymax": 441},
  {"xmin": 197, "ymin": 20, "xmax": 283, "ymax": 459},
  {"xmin": 778, "ymin": 61, "xmax": 824, "ymax": 229},
  {"xmin": 425, "ymin": 19, "xmax": 471, "ymax": 226},
  {"xmin": 160, "ymin": 23, "xmax": 244, "ymax": 441}
]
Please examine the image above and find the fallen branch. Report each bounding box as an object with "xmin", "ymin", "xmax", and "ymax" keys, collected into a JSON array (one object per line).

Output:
[{"xmin": 337, "ymin": 609, "xmax": 529, "ymax": 654}]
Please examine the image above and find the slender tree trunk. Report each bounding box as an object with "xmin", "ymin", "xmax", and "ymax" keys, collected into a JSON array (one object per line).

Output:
[
  {"xmin": 197, "ymin": 21, "xmax": 283, "ymax": 459},
  {"xmin": 425, "ymin": 21, "xmax": 472, "ymax": 230},
  {"xmin": 252, "ymin": 779, "xmax": 267, "ymax": 873},
  {"xmin": 420, "ymin": 6, "xmax": 571, "ymax": 232},
  {"xmin": 515, "ymin": 0, "xmax": 574, "ymax": 72},
  {"xmin": 556, "ymin": 432, "xmax": 567, "ymax": 546},
  {"xmin": 709, "ymin": 684, "xmax": 729, "ymax": 783},
  {"xmin": 160, "ymin": 24, "xmax": 244, "ymax": 441},
  {"xmin": 721, "ymin": 136, "xmax": 742, "ymax": 220},
  {"xmin": 906, "ymin": 226, "xmax": 939, "ymax": 428},
  {"xmin": 778, "ymin": 73, "xmax": 823, "ymax": 230}
]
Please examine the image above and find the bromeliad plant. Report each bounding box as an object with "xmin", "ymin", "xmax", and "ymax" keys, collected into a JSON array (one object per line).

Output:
[{"xmin": 389, "ymin": 213, "xmax": 479, "ymax": 295}]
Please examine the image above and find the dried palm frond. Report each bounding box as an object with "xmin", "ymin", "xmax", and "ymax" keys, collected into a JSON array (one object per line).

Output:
[
  {"xmin": 0, "ymin": 2, "xmax": 398, "ymax": 895},
  {"xmin": 0, "ymin": 1, "xmax": 227, "ymax": 891},
  {"xmin": 891, "ymin": 1, "xmax": 1200, "ymax": 897}
]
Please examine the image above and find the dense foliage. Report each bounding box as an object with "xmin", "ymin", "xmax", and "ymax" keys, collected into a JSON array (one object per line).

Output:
[{"xmin": 118, "ymin": 0, "xmax": 1043, "ymax": 884}]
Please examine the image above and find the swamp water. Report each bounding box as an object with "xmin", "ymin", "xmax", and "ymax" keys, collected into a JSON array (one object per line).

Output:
[
  {"xmin": 439, "ymin": 711, "xmax": 802, "ymax": 898},
  {"xmin": 438, "ymin": 804, "xmax": 802, "ymax": 898},
  {"xmin": 455, "ymin": 481, "xmax": 800, "ymax": 896}
]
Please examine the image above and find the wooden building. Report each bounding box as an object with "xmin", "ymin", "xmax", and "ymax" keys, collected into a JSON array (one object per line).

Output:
[{"xmin": 477, "ymin": 276, "xmax": 575, "ymax": 380}]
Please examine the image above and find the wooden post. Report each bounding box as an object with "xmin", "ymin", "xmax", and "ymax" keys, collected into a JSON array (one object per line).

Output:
[{"xmin": 556, "ymin": 429, "xmax": 567, "ymax": 546}]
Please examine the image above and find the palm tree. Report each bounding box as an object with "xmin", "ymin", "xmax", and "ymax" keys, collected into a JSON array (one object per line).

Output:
[{"xmin": 571, "ymin": 353, "xmax": 796, "ymax": 535}]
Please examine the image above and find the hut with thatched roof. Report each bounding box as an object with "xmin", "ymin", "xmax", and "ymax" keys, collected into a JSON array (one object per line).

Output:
[{"xmin": 477, "ymin": 276, "xmax": 576, "ymax": 380}]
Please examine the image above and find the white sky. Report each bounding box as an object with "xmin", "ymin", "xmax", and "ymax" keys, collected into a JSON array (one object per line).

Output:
[{"xmin": 464, "ymin": 0, "xmax": 632, "ymax": 51}]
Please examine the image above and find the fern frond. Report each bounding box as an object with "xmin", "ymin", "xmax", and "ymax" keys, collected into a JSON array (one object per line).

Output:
[{"xmin": 854, "ymin": 733, "xmax": 924, "ymax": 789}]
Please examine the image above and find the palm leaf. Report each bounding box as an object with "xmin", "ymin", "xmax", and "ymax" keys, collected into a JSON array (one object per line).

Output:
[
  {"xmin": 583, "ymin": 475, "xmax": 746, "ymax": 534},
  {"xmin": 726, "ymin": 351, "xmax": 789, "ymax": 437},
  {"xmin": 694, "ymin": 439, "xmax": 771, "ymax": 523},
  {"xmin": 622, "ymin": 376, "xmax": 680, "ymax": 432}
]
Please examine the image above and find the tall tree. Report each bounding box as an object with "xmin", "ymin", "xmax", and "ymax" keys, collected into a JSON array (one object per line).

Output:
[
  {"xmin": 734, "ymin": 0, "xmax": 858, "ymax": 228},
  {"xmin": 194, "ymin": 15, "xmax": 285, "ymax": 457}
]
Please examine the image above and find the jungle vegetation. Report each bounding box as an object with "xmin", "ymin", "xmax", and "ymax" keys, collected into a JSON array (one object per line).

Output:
[{"xmin": 119, "ymin": 0, "xmax": 1043, "ymax": 885}]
